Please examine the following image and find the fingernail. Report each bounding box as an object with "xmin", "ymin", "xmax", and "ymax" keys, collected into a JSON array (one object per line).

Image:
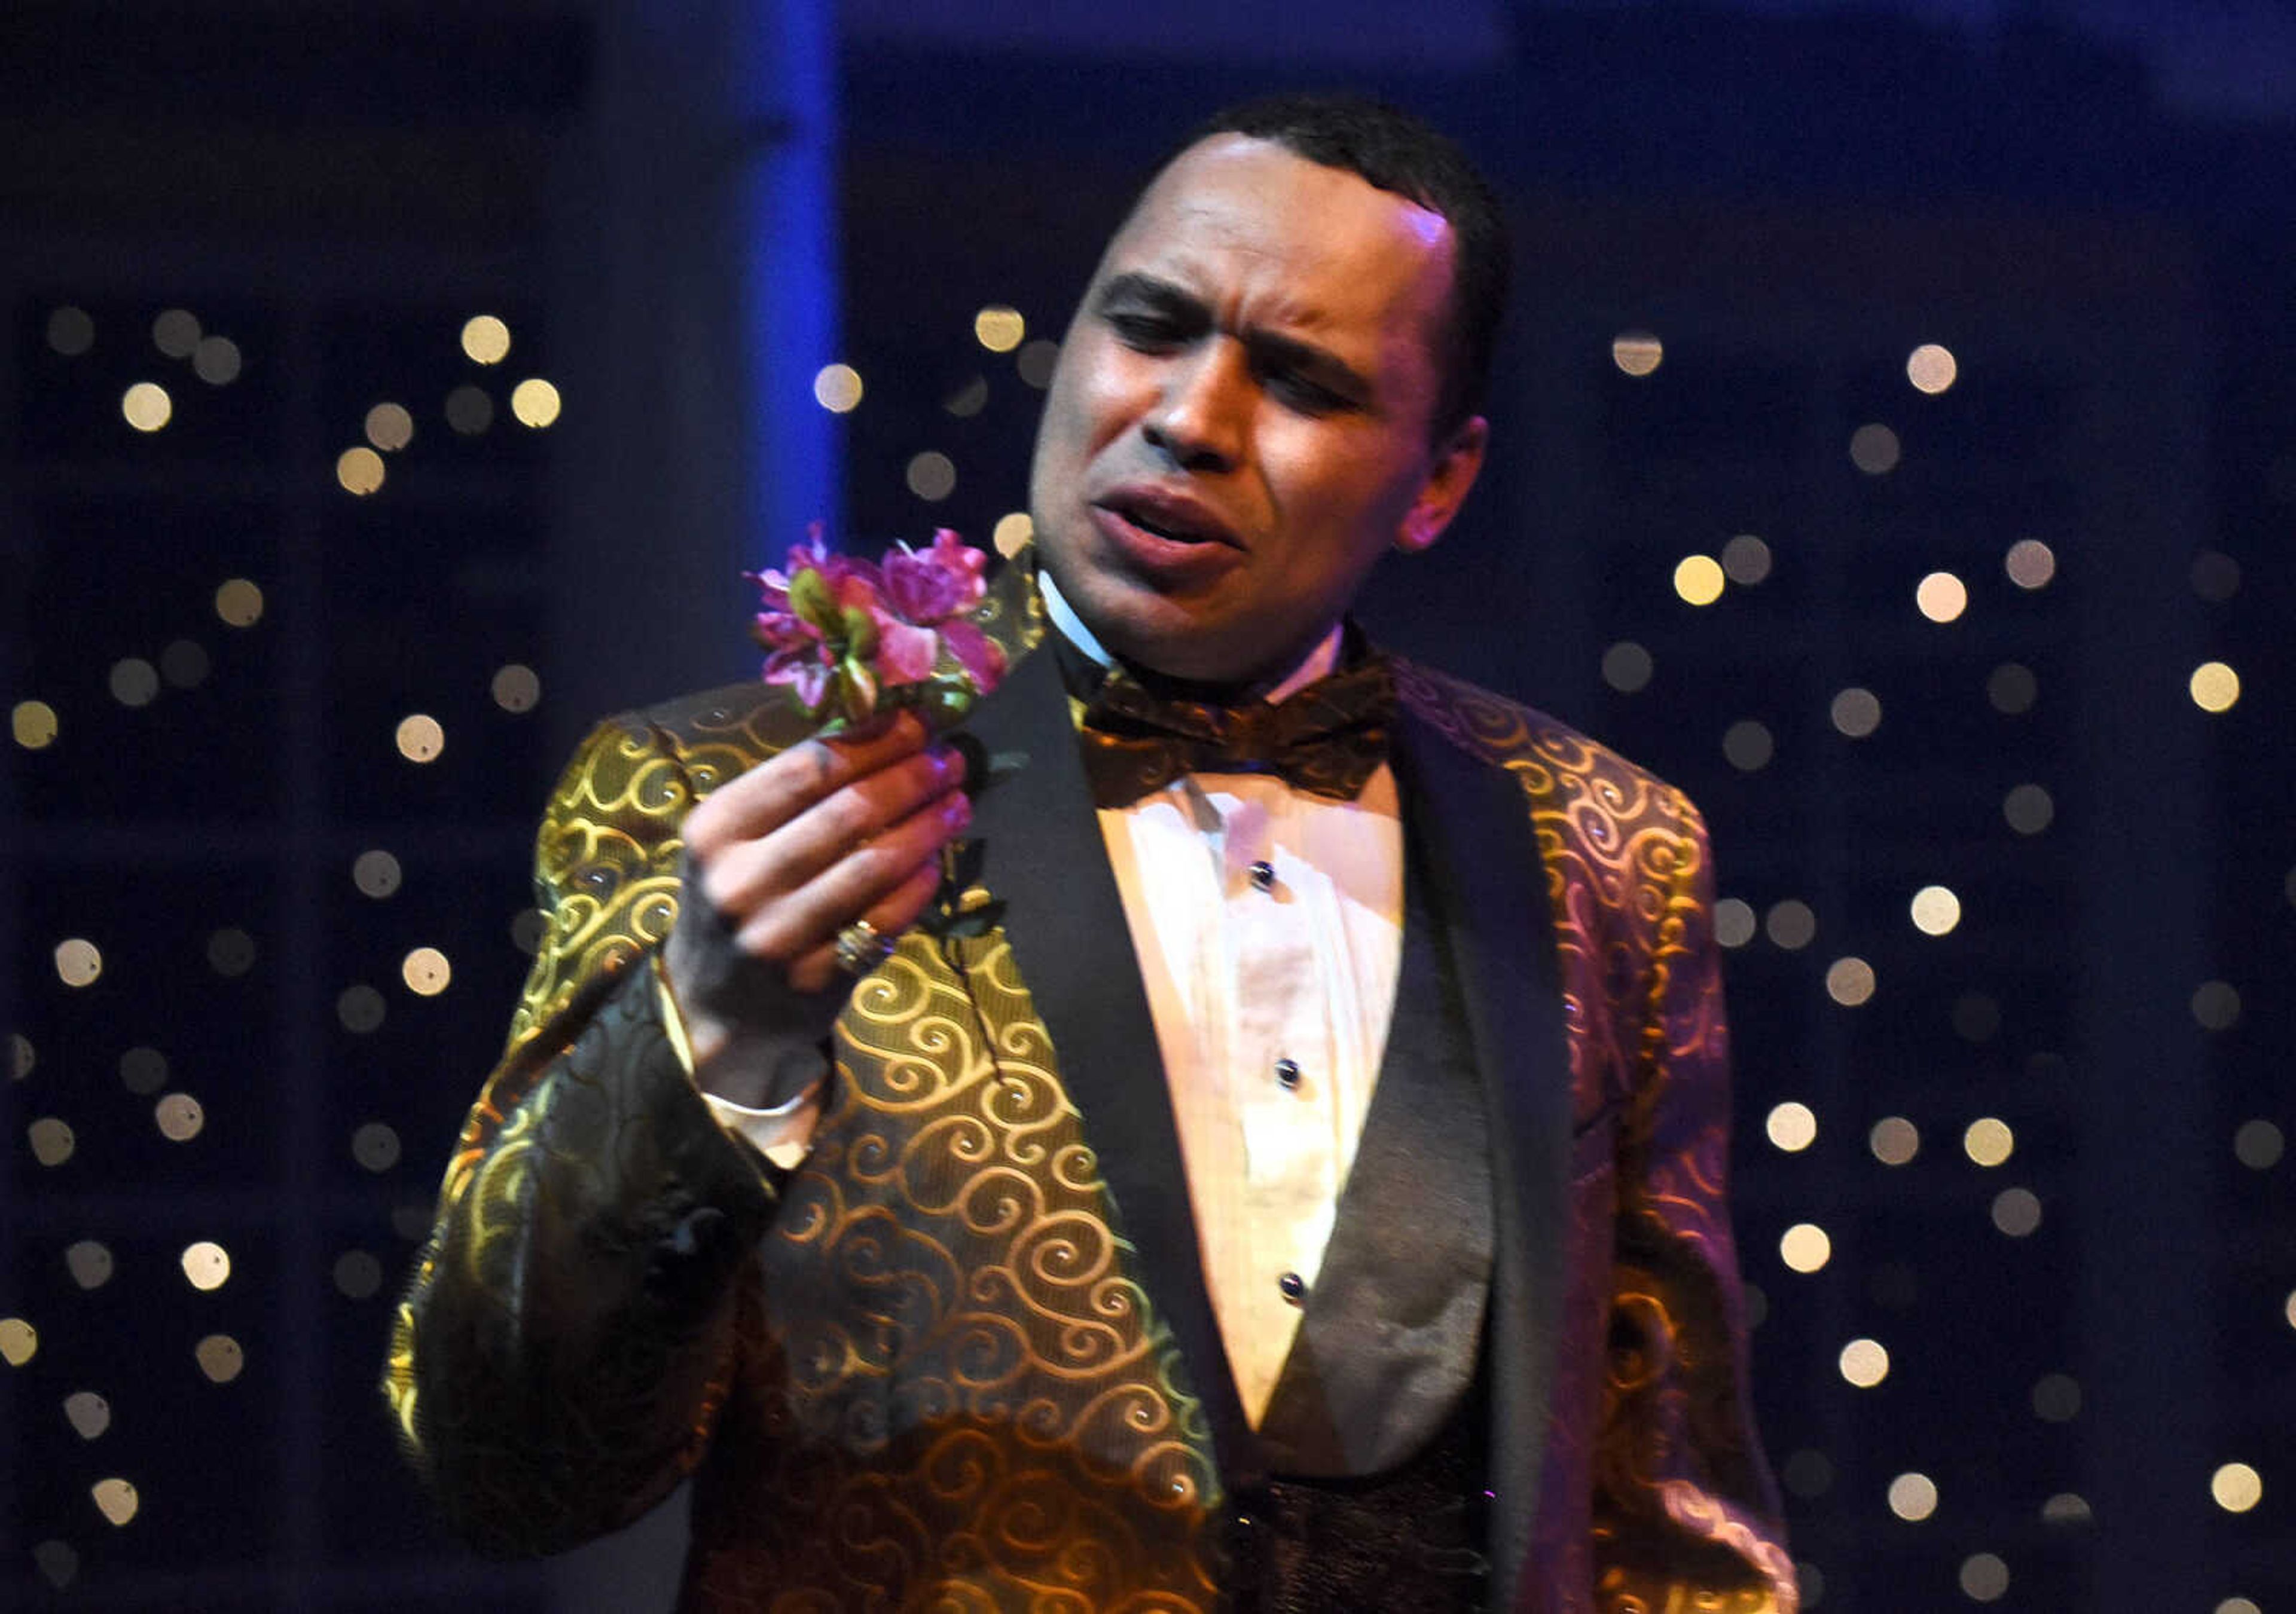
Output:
[
  {"xmin": 931, "ymin": 744, "xmax": 962, "ymax": 784},
  {"xmin": 944, "ymin": 792, "xmax": 973, "ymax": 827}
]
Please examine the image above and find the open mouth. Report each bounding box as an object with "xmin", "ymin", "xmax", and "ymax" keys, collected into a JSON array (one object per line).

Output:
[{"xmin": 1095, "ymin": 490, "xmax": 1237, "ymax": 550}]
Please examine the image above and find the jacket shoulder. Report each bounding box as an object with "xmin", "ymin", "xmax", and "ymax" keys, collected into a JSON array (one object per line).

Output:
[{"xmin": 1391, "ymin": 657, "xmax": 1709, "ymax": 842}]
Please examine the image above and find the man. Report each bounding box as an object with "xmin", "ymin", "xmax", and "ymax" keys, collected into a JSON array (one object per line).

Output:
[{"xmin": 386, "ymin": 95, "xmax": 1794, "ymax": 1612}]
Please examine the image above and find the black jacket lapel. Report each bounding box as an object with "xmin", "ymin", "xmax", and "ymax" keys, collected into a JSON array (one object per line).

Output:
[
  {"xmin": 1391, "ymin": 698, "xmax": 1576, "ymax": 1609},
  {"xmin": 955, "ymin": 640, "xmax": 1262, "ymax": 1485}
]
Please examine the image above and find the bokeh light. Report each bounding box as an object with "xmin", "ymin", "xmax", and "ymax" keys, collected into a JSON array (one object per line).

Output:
[
  {"xmin": 1964, "ymin": 1117, "xmax": 2014, "ymax": 1167},
  {"xmin": 1960, "ymin": 1553, "xmax": 2009, "ymax": 1602},
  {"xmin": 365, "ymin": 402, "xmax": 414, "ymax": 451},
  {"xmin": 395, "ymin": 714, "xmax": 444, "ymax": 763},
  {"xmin": 401, "ymin": 947, "xmax": 452, "ymax": 996},
  {"xmin": 1602, "ymin": 641, "xmax": 1654, "ymax": 693},
  {"xmin": 1780, "ymin": 1224, "xmax": 1832, "ymax": 1273},
  {"xmin": 1910, "ymin": 885, "xmax": 1962, "ymax": 936},
  {"xmin": 973, "ymin": 305, "xmax": 1025, "ymax": 353},
  {"xmin": 1839, "ymin": 1338, "xmax": 1889, "ymax": 1387},
  {"xmin": 215, "ymin": 578, "xmax": 265, "ymax": 627},
  {"xmin": 1766, "ymin": 900, "xmax": 1816, "ymax": 950},
  {"xmin": 1611, "ymin": 331, "xmax": 1662, "ymax": 376},
  {"xmin": 1830, "ymin": 687, "xmax": 1882, "ymax": 738},
  {"xmin": 14, "ymin": 700, "xmax": 60, "ymax": 750},
  {"xmin": 906, "ymin": 451, "xmax": 957, "ymax": 502},
  {"xmin": 337, "ymin": 447, "xmax": 386, "ymax": 496},
  {"xmin": 1871, "ymin": 1117, "xmax": 1921, "ymax": 1165},
  {"xmin": 179, "ymin": 1241, "xmax": 231, "ymax": 1291},
  {"xmin": 121, "ymin": 381, "xmax": 172, "ymax": 432},
  {"xmin": 1766, "ymin": 1102, "xmax": 1818, "ymax": 1152},
  {"xmin": 813, "ymin": 363, "xmax": 863, "ymax": 412},
  {"xmin": 2189, "ymin": 661, "xmax": 2240, "ymax": 713},
  {"xmin": 1888, "ymin": 1472, "xmax": 1939, "ymax": 1521},
  {"xmin": 460, "ymin": 314, "xmax": 511, "ymax": 364},
  {"xmin": 1916, "ymin": 571, "xmax": 1968, "ymax": 622},
  {"xmin": 1720, "ymin": 534, "xmax": 1772, "ymax": 584},
  {"xmin": 510, "ymin": 378, "xmax": 561, "ymax": 427},
  {"xmin": 1825, "ymin": 956, "xmax": 1876, "ymax": 1006},
  {"xmin": 2211, "ymin": 1463, "xmax": 2262, "ymax": 1514},
  {"xmin": 1849, "ymin": 423, "xmax": 1900, "ymax": 473},
  {"xmin": 1673, "ymin": 554, "xmax": 1724, "ymax": 606},
  {"xmin": 993, "ymin": 511, "xmax": 1034, "ymax": 557},
  {"xmin": 2004, "ymin": 539, "xmax": 2056, "ymax": 589},
  {"xmin": 1906, "ymin": 343, "xmax": 1958, "ymax": 393}
]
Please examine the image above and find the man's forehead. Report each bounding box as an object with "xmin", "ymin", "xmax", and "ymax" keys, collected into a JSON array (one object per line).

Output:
[{"xmin": 1098, "ymin": 135, "xmax": 1455, "ymax": 314}]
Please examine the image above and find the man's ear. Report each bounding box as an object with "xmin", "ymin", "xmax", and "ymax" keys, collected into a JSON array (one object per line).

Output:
[{"xmin": 1396, "ymin": 415, "xmax": 1488, "ymax": 555}]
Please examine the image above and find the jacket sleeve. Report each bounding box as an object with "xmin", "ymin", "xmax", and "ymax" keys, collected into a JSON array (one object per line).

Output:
[
  {"xmin": 1590, "ymin": 798, "xmax": 1800, "ymax": 1613},
  {"xmin": 381, "ymin": 715, "xmax": 779, "ymax": 1557}
]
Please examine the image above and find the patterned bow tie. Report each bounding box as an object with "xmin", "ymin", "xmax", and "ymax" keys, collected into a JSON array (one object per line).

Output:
[{"xmin": 1076, "ymin": 653, "xmax": 1398, "ymax": 808}]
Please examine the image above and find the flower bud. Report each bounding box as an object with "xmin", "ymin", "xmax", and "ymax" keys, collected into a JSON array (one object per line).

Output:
[
  {"xmin": 841, "ymin": 604, "xmax": 880, "ymax": 659},
  {"xmin": 788, "ymin": 566, "xmax": 835, "ymax": 628}
]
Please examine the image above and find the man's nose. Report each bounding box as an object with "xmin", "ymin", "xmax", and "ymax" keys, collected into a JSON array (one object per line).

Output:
[{"xmin": 1143, "ymin": 341, "xmax": 1248, "ymax": 472}]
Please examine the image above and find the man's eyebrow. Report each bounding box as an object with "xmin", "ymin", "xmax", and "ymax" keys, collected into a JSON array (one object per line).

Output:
[
  {"xmin": 1093, "ymin": 271, "xmax": 1204, "ymax": 317},
  {"xmin": 1095, "ymin": 271, "xmax": 1371, "ymax": 401}
]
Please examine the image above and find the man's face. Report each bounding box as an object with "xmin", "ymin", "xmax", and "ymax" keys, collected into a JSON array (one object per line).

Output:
[{"xmin": 1027, "ymin": 134, "xmax": 1487, "ymax": 686}]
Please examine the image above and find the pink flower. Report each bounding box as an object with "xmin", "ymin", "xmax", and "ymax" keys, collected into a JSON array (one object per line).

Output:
[{"xmin": 746, "ymin": 526, "xmax": 1004, "ymax": 730}]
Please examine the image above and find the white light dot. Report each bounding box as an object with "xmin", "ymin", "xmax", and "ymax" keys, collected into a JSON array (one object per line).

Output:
[
  {"xmin": 66, "ymin": 1241, "xmax": 114, "ymax": 1289},
  {"xmin": 2216, "ymin": 1600, "xmax": 2261, "ymax": 1614},
  {"xmin": 510, "ymin": 377, "xmax": 561, "ymax": 428},
  {"xmin": 1910, "ymin": 885, "xmax": 1962, "ymax": 936},
  {"xmin": 973, "ymin": 305, "xmax": 1025, "ymax": 353},
  {"xmin": 121, "ymin": 381, "xmax": 173, "ymax": 433},
  {"xmin": 1611, "ymin": 331, "xmax": 1662, "ymax": 376},
  {"xmin": 337, "ymin": 446, "xmax": 386, "ymax": 496},
  {"xmin": 1964, "ymin": 1117, "xmax": 2014, "ymax": 1167},
  {"xmin": 54, "ymin": 939, "xmax": 103, "ymax": 988},
  {"xmin": 401, "ymin": 947, "xmax": 452, "ymax": 997},
  {"xmin": 1673, "ymin": 554, "xmax": 1724, "ymax": 606},
  {"xmin": 1916, "ymin": 571, "xmax": 1968, "ymax": 623},
  {"xmin": 993, "ymin": 511, "xmax": 1034, "ymax": 558},
  {"xmin": 813, "ymin": 363, "xmax": 863, "ymax": 412},
  {"xmin": 47, "ymin": 305, "xmax": 95, "ymax": 356},
  {"xmin": 460, "ymin": 314, "xmax": 511, "ymax": 365},
  {"xmin": 2190, "ymin": 662, "xmax": 2241, "ymax": 713},
  {"xmin": 13, "ymin": 699, "xmax": 60, "ymax": 750},
  {"xmin": 1714, "ymin": 898, "xmax": 1756, "ymax": 949},
  {"xmin": 180, "ymin": 1241, "xmax": 231, "ymax": 1291},
  {"xmin": 1780, "ymin": 1224, "xmax": 1832, "ymax": 1273},
  {"xmin": 2212, "ymin": 1463, "xmax": 2263, "ymax": 1514},
  {"xmin": 1906, "ymin": 343, "xmax": 1958, "ymax": 394},
  {"xmin": 1888, "ymin": 1472, "xmax": 1938, "ymax": 1521},
  {"xmin": 1, "ymin": 1317, "xmax": 39, "ymax": 1367},
  {"xmin": 395, "ymin": 714, "xmax": 444, "ymax": 763},
  {"xmin": 91, "ymin": 1478, "xmax": 140, "ymax": 1527},
  {"xmin": 1839, "ymin": 1337, "xmax": 1889, "ymax": 1387},
  {"xmin": 196, "ymin": 1334, "xmax": 244, "ymax": 1383},
  {"xmin": 1767, "ymin": 1102, "xmax": 1818, "ymax": 1153}
]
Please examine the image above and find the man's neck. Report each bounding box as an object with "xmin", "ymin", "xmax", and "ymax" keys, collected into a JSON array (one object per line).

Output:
[{"xmin": 1038, "ymin": 570, "xmax": 1341, "ymax": 707}]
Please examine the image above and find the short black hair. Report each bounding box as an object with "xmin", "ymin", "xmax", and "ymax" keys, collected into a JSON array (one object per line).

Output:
[{"xmin": 1178, "ymin": 92, "xmax": 1510, "ymax": 444}]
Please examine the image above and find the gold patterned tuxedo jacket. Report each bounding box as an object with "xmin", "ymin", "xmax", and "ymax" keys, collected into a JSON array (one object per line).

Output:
[{"xmin": 384, "ymin": 576, "xmax": 1796, "ymax": 1613}]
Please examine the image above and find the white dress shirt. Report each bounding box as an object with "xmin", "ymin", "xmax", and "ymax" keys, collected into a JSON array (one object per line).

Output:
[{"xmin": 694, "ymin": 576, "xmax": 1405, "ymax": 1424}]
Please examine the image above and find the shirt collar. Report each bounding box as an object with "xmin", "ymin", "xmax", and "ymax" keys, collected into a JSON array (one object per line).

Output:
[{"xmin": 1037, "ymin": 570, "xmax": 1342, "ymax": 707}]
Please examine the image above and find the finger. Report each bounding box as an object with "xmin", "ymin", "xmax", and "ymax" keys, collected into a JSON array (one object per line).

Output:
[
  {"xmin": 784, "ymin": 858, "xmax": 949, "ymax": 995},
  {"xmin": 682, "ymin": 711, "xmax": 930, "ymax": 861},
  {"xmin": 697, "ymin": 741, "xmax": 967, "ymax": 922},
  {"xmin": 734, "ymin": 787, "xmax": 972, "ymax": 964}
]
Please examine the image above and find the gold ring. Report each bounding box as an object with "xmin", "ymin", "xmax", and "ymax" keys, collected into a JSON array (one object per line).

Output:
[{"xmin": 831, "ymin": 919, "xmax": 894, "ymax": 977}]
